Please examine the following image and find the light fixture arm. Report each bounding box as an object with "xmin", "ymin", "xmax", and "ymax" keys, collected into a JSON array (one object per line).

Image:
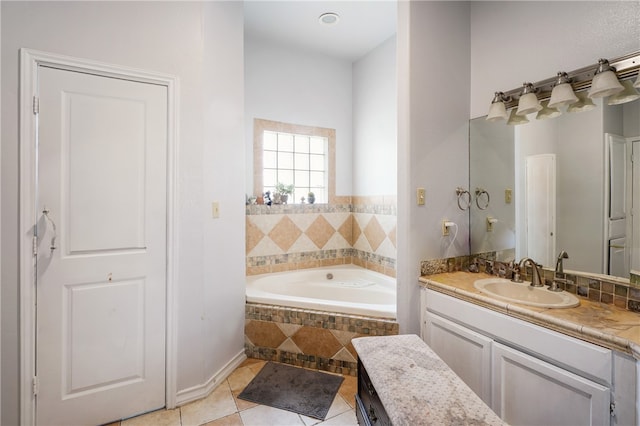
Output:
[
  {"xmin": 553, "ymin": 71, "xmax": 572, "ymax": 86},
  {"xmin": 520, "ymin": 82, "xmax": 538, "ymax": 95},
  {"xmin": 491, "ymin": 91, "xmax": 512, "ymax": 104},
  {"xmin": 594, "ymin": 58, "xmax": 616, "ymax": 75}
]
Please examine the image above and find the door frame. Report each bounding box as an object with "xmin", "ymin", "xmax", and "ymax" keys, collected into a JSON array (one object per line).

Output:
[{"xmin": 19, "ymin": 48, "xmax": 180, "ymax": 425}]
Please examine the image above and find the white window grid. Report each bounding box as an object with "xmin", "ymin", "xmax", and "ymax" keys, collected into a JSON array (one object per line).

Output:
[{"xmin": 263, "ymin": 130, "xmax": 328, "ymax": 203}]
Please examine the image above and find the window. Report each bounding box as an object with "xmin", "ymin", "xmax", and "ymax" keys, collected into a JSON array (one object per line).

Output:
[{"xmin": 254, "ymin": 119, "xmax": 335, "ymax": 204}]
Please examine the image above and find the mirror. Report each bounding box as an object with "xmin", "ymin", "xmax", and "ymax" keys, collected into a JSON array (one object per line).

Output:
[{"xmin": 470, "ymin": 98, "xmax": 640, "ymax": 279}]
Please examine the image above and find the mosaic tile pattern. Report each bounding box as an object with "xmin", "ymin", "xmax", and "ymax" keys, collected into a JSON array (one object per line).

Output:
[
  {"xmin": 423, "ymin": 254, "xmax": 640, "ymax": 314},
  {"xmin": 420, "ymin": 255, "xmax": 470, "ymax": 276},
  {"xmin": 246, "ymin": 198, "xmax": 397, "ymax": 276},
  {"xmin": 245, "ymin": 303, "xmax": 399, "ymax": 376}
]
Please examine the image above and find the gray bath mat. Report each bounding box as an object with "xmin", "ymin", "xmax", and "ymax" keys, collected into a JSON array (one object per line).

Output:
[{"xmin": 238, "ymin": 362, "xmax": 344, "ymax": 420}]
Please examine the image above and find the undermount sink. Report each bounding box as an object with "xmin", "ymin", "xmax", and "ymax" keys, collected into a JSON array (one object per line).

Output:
[{"xmin": 473, "ymin": 278, "xmax": 580, "ymax": 309}]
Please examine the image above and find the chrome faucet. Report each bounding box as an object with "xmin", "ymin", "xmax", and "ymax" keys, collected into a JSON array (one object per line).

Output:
[
  {"xmin": 555, "ymin": 250, "xmax": 569, "ymax": 276},
  {"xmin": 550, "ymin": 251, "xmax": 572, "ymax": 292},
  {"xmin": 518, "ymin": 257, "xmax": 544, "ymax": 287}
]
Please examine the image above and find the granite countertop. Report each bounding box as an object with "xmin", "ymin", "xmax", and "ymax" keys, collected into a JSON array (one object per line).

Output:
[
  {"xmin": 351, "ymin": 334, "xmax": 505, "ymax": 425},
  {"xmin": 420, "ymin": 271, "xmax": 640, "ymax": 360},
  {"xmin": 352, "ymin": 334, "xmax": 504, "ymax": 425}
]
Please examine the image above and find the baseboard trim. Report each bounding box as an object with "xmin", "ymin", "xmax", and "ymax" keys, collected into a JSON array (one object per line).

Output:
[{"xmin": 175, "ymin": 349, "xmax": 247, "ymax": 406}]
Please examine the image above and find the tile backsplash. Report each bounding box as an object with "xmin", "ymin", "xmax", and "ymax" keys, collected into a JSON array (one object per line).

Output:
[
  {"xmin": 421, "ymin": 255, "xmax": 640, "ymax": 314},
  {"xmin": 246, "ymin": 196, "xmax": 396, "ymax": 277}
]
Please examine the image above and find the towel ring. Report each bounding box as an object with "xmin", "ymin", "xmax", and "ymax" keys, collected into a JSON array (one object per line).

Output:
[
  {"xmin": 475, "ymin": 188, "xmax": 490, "ymax": 210},
  {"xmin": 455, "ymin": 187, "xmax": 471, "ymax": 211}
]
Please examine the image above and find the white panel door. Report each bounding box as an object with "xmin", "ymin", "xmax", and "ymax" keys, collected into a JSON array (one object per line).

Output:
[
  {"xmin": 525, "ymin": 154, "xmax": 556, "ymax": 267},
  {"xmin": 36, "ymin": 65, "xmax": 167, "ymax": 425}
]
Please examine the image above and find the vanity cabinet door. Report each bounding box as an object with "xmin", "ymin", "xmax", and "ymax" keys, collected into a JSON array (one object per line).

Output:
[
  {"xmin": 423, "ymin": 312, "xmax": 492, "ymax": 405},
  {"xmin": 492, "ymin": 342, "xmax": 610, "ymax": 426}
]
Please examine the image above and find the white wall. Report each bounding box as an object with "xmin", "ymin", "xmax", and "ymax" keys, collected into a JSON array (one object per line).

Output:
[
  {"xmin": 352, "ymin": 36, "xmax": 397, "ymax": 196},
  {"xmin": 1, "ymin": 2, "xmax": 245, "ymax": 424},
  {"xmin": 244, "ymin": 37, "xmax": 353, "ymax": 197},
  {"xmin": 470, "ymin": 1, "xmax": 640, "ymax": 118},
  {"xmin": 623, "ymin": 101, "xmax": 640, "ymax": 137},
  {"xmin": 469, "ymin": 118, "xmax": 515, "ymax": 258},
  {"xmin": 398, "ymin": 1, "xmax": 470, "ymax": 334}
]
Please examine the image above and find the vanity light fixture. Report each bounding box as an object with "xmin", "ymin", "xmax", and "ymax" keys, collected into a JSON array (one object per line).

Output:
[
  {"xmin": 567, "ymin": 91, "xmax": 596, "ymax": 113},
  {"xmin": 318, "ymin": 12, "xmax": 340, "ymax": 25},
  {"xmin": 516, "ymin": 83, "xmax": 542, "ymax": 116},
  {"xmin": 548, "ymin": 72, "xmax": 578, "ymax": 109},
  {"xmin": 607, "ymin": 80, "xmax": 640, "ymax": 105},
  {"xmin": 485, "ymin": 51, "xmax": 639, "ymax": 125},
  {"xmin": 536, "ymin": 100, "xmax": 562, "ymax": 120},
  {"xmin": 486, "ymin": 92, "xmax": 511, "ymax": 122},
  {"xmin": 587, "ymin": 59, "xmax": 624, "ymax": 99},
  {"xmin": 506, "ymin": 109, "xmax": 529, "ymax": 125}
]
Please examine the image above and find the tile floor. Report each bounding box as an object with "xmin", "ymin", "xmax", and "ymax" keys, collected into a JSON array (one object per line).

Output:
[{"xmin": 108, "ymin": 359, "xmax": 358, "ymax": 426}]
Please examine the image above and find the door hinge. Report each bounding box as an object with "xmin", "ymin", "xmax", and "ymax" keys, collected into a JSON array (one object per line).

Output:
[
  {"xmin": 33, "ymin": 96, "xmax": 39, "ymax": 115},
  {"xmin": 32, "ymin": 376, "xmax": 39, "ymax": 397},
  {"xmin": 32, "ymin": 235, "xmax": 38, "ymax": 257}
]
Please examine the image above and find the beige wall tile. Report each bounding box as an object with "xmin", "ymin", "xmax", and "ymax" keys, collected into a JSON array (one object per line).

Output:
[
  {"xmin": 245, "ymin": 321, "xmax": 287, "ymax": 348},
  {"xmin": 305, "ymin": 215, "xmax": 335, "ymax": 249},
  {"xmin": 245, "ymin": 217, "xmax": 265, "ymax": 255},
  {"xmin": 363, "ymin": 216, "xmax": 386, "ymax": 252},
  {"xmin": 268, "ymin": 216, "xmax": 302, "ymax": 252},
  {"xmin": 291, "ymin": 327, "xmax": 342, "ymax": 358}
]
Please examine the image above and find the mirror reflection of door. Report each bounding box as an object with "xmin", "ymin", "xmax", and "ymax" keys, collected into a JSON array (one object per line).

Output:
[
  {"xmin": 524, "ymin": 154, "xmax": 556, "ymax": 267},
  {"xmin": 606, "ymin": 134, "xmax": 628, "ymax": 277}
]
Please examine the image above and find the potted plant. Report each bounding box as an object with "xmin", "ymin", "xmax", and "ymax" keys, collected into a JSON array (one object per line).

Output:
[
  {"xmin": 274, "ymin": 182, "xmax": 294, "ymax": 204},
  {"xmin": 307, "ymin": 191, "xmax": 315, "ymax": 204}
]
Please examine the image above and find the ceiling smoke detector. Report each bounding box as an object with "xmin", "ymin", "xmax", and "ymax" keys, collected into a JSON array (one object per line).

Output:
[{"xmin": 318, "ymin": 12, "xmax": 340, "ymax": 25}]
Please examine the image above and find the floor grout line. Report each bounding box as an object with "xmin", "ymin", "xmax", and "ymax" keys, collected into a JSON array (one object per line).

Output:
[{"xmin": 119, "ymin": 359, "xmax": 356, "ymax": 426}]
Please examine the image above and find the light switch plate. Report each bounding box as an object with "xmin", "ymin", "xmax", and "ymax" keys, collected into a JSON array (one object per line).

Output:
[
  {"xmin": 505, "ymin": 189, "xmax": 512, "ymax": 204},
  {"xmin": 212, "ymin": 201, "xmax": 220, "ymax": 218},
  {"xmin": 417, "ymin": 188, "xmax": 426, "ymax": 206}
]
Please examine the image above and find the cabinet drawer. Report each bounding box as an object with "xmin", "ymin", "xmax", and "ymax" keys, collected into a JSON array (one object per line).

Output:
[{"xmin": 357, "ymin": 361, "xmax": 391, "ymax": 426}]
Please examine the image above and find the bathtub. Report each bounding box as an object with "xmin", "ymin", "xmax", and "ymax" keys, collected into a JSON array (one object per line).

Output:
[{"xmin": 246, "ymin": 265, "xmax": 396, "ymax": 318}]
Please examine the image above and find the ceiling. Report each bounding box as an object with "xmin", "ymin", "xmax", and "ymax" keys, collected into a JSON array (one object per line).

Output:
[{"xmin": 243, "ymin": 1, "xmax": 397, "ymax": 62}]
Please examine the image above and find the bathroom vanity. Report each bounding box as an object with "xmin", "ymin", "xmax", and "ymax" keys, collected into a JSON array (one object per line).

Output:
[
  {"xmin": 352, "ymin": 334, "xmax": 504, "ymax": 425},
  {"xmin": 420, "ymin": 272, "xmax": 639, "ymax": 426}
]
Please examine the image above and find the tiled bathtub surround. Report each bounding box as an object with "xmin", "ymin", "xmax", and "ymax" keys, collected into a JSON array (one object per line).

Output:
[
  {"xmin": 421, "ymin": 255, "xmax": 640, "ymax": 314},
  {"xmin": 245, "ymin": 303, "xmax": 399, "ymax": 376},
  {"xmin": 246, "ymin": 198, "xmax": 396, "ymax": 276}
]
